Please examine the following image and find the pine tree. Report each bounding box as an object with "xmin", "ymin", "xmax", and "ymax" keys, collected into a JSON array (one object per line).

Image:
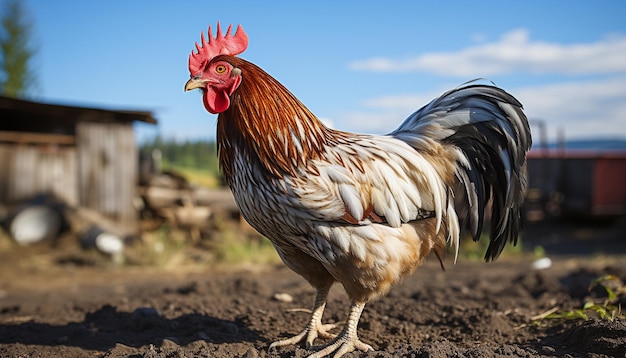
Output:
[{"xmin": 0, "ymin": 0, "xmax": 36, "ymax": 98}]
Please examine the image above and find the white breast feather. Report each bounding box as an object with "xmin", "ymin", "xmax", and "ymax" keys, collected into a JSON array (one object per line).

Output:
[{"xmin": 231, "ymin": 135, "xmax": 460, "ymax": 267}]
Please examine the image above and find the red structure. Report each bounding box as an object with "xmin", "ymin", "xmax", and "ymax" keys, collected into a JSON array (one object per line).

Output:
[{"xmin": 526, "ymin": 150, "xmax": 626, "ymax": 219}]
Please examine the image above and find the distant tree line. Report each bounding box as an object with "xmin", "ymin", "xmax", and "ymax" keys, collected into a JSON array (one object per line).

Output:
[{"xmin": 140, "ymin": 135, "xmax": 220, "ymax": 176}]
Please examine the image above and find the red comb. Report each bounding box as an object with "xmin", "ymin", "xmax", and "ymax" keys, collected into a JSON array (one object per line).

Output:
[{"xmin": 188, "ymin": 22, "xmax": 248, "ymax": 75}]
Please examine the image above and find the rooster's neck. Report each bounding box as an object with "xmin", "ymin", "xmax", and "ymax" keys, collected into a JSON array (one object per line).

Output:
[{"xmin": 217, "ymin": 58, "xmax": 332, "ymax": 182}]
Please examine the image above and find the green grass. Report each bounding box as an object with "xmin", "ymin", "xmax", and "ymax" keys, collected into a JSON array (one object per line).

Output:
[
  {"xmin": 126, "ymin": 224, "xmax": 190, "ymax": 267},
  {"xmin": 125, "ymin": 221, "xmax": 281, "ymax": 270},
  {"xmin": 533, "ymin": 275, "xmax": 625, "ymax": 324},
  {"xmin": 163, "ymin": 164, "xmax": 222, "ymax": 188},
  {"xmin": 208, "ymin": 230, "xmax": 282, "ymax": 267}
]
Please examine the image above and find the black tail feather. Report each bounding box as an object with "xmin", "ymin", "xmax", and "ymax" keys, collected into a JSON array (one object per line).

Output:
[{"xmin": 393, "ymin": 83, "xmax": 532, "ymax": 261}]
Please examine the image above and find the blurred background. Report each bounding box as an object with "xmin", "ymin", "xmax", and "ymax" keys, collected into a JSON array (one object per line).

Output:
[{"xmin": 0, "ymin": 0, "xmax": 625, "ymax": 268}]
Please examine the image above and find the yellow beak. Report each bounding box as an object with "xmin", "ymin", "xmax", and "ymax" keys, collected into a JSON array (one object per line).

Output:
[{"xmin": 184, "ymin": 77, "xmax": 207, "ymax": 92}]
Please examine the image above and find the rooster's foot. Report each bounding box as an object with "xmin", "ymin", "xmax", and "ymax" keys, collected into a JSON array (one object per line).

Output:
[
  {"xmin": 308, "ymin": 330, "xmax": 373, "ymax": 358},
  {"xmin": 269, "ymin": 322, "xmax": 337, "ymax": 350}
]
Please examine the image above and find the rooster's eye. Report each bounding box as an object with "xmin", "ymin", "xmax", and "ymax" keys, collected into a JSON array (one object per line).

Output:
[{"xmin": 215, "ymin": 65, "xmax": 227, "ymax": 74}]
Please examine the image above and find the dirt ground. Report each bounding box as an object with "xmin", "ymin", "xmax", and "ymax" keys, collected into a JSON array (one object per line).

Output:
[{"xmin": 0, "ymin": 219, "xmax": 625, "ymax": 358}]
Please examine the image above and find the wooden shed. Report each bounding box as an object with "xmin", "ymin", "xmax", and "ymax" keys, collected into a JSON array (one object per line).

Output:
[{"xmin": 0, "ymin": 96, "xmax": 157, "ymax": 235}]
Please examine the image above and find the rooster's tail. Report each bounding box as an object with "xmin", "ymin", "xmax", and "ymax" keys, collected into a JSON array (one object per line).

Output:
[{"xmin": 391, "ymin": 82, "xmax": 532, "ymax": 261}]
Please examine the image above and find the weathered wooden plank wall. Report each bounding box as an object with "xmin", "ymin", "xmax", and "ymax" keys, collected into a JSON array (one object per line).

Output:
[
  {"xmin": 0, "ymin": 143, "xmax": 78, "ymax": 205},
  {"xmin": 77, "ymin": 121, "xmax": 138, "ymax": 234}
]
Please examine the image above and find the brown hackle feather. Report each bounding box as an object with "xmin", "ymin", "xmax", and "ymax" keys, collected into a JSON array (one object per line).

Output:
[{"xmin": 215, "ymin": 55, "xmax": 336, "ymax": 182}]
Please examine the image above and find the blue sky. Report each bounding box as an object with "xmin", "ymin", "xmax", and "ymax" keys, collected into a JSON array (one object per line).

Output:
[{"xmin": 24, "ymin": 1, "xmax": 626, "ymax": 144}]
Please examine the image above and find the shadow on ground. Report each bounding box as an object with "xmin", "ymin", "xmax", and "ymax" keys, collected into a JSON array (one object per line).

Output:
[{"xmin": 0, "ymin": 305, "xmax": 260, "ymax": 351}]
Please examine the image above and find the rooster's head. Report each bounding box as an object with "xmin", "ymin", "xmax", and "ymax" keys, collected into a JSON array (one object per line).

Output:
[{"xmin": 184, "ymin": 22, "xmax": 248, "ymax": 114}]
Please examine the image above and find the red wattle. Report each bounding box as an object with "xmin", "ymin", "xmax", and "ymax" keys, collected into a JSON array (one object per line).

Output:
[{"xmin": 203, "ymin": 89, "xmax": 230, "ymax": 114}]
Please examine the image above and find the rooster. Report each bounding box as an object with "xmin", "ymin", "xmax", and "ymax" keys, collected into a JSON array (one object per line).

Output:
[{"xmin": 185, "ymin": 23, "xmax": 531, "ymax": 358}]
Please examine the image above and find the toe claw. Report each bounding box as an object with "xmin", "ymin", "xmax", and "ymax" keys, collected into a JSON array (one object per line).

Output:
[
  {"xmin": 269, "ymin": 330, "xmax": 307, "ymax": 350},
  {"xmin": 307, "ymin": 335, "xmax": 373, "ymax": 358},
  {"xmin": 306, "ymin": 323, "xmax": 337, "ymax": 346},
  {"xmin": 270, "ymin": 322, "xmax": 337, "ymax": 352},
  {"xmin": 354, "ymin": 339, "xmax": 373, "ymax": 352}
]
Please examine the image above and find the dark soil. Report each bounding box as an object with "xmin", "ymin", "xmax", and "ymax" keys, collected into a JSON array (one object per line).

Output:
[{"xmin": 0, "ymin": 220, "xmax": 625, "ymax": 358}]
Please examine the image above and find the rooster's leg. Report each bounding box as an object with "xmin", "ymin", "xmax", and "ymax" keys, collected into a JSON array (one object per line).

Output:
[
  {"xmin": 308, "ymin": 301, "xmax": 373, "ymax": 358},
  {"xmin": 269, "ymin": 288, "xmax": 336, "ymax": 350}
]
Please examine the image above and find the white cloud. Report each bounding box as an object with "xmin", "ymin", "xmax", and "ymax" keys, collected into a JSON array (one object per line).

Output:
[
  {"xmin": 340, "ymin": 30, "xmax": 626, "ymax": 142},
  {"xmin": 348, "ymin": 29, "xmax": 626, "ymax": 77},
  {"xmin": 340, "ymin": 84, "xmax": 463, "ymax": 134},
  {"xmin": 514, "ymin": 77, "xmax": 626, "ymax": 140},
  {"xmin": 338, "ymin": 77, "xmax": 626, "ymax": 141}
]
